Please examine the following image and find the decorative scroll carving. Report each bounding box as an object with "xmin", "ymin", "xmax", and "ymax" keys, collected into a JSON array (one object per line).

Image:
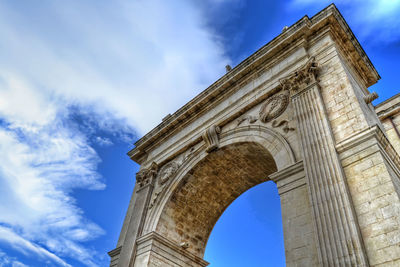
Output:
[
  {"xmin": 364, "ymin": 91, "xmax": 378, "ymax": 104},
  {"xmin": 236, "ymin": 115, "xmax": 258, "ymax": 126},
  {"xmin": 259, "ymin": 92, "xmax": 289, "ymax": 123},
  {"xmin": 202, "ymin": 125, "xmax": 221, "ymax": 153},
  {"xmin": 272, "ymin": 120, "xmax": 295, "ymax": 133},
  {"xmin": 280, "ymin": 56, "xmax": 318, "ymax": 92},
  {"xmin": 136, "ymin": 162, "xmax": 158, "ymax": 188}
]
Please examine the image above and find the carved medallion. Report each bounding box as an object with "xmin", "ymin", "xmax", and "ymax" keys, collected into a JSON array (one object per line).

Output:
[
  {"xmin": 259, "ymin": 93, "xmax": 289, "ymax": 123},
  {"xmin": 158, "ymin": 161, "xmax": 179, "ymax": 185}
]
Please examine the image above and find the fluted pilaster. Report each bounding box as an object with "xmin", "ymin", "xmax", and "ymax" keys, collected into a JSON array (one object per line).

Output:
[{"xmin": 289, "ymin": 59, "xmax": 368, "ymax": 266}]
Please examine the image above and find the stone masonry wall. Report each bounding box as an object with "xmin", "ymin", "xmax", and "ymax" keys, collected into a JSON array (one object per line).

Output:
[
  {"xmin": 156, "ymin": 142, "xmax": 277, "ymax": 257},
  {"xmin": 342, "ymin": 146, "xmax": 400, "ymax": 266}
]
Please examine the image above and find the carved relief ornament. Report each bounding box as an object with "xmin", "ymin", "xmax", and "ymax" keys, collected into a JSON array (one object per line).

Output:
[
  {"xmin": 202, "ymin": 125, "xmax": 221, "ymax": 153},
  {"xmin": 148, "ymin": 146, "xmax": 196, "ymax": 210},
  {"xmin": 158, "ymin": 161, "xmax": 180, "ymax": 185},
  {"xmin": 279, "ymin": 56, "xmax": 318, "ymax": 93},
  {"xmin": 259, "ymin": 92, "xmax": 290, "ymax": 123},
  {"xmin": 258, "ymin": 57, "xmax": 318, "ymax": 124},
  {"xmin": 136, "ymin": 162, "xmax": 158, "ymax": 188}
]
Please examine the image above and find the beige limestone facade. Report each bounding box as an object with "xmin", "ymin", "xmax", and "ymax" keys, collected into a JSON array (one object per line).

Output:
[{"xmin": 109, "ymin": 4, "xmax": 400, "ymax": 266}]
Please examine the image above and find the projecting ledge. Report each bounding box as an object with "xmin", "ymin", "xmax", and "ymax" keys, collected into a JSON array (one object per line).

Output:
[
  {"xmin": 269, "ymin": 161, "xmax": 305, "ymax": 195},
  {"xmin": 135, "ymin": 232, "xmax": 209, "ymax": 267}
]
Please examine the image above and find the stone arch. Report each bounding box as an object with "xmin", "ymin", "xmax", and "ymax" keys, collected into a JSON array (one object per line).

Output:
[
  {"xmin": 111, "ymin": 7, "xmax": 400, "ymax": 265},
  {"xmin": 143, "ymin": 126, "xmax": 295, "ymax": 260}
]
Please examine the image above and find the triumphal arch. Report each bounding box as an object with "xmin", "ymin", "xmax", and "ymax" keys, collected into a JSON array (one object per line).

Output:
[{"xmin": 109, "ymin": 4, "xmax": 400, "ymax": 266}]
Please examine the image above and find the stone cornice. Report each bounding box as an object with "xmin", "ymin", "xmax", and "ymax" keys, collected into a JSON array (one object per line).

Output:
[
  {"xmin": 336, "ymin": 125, "xmax": 400, "ymax": 172},
  {"xmin": 136, "ymin": 231, "xmax": 209, "ymax": 266},
  {"xmin": 269, "ymin": 161, "xmax": 304, "ymax": 182},
  {"xmin": 375, "ymin": 92, "xmax": 400, "ymax": 120},
  {"xmin": 129, "ymin": 3, "xmax": 380, "ymax": 164},
  {"xmin": 107, "ymin": 246, "xmax": 122, "ymax": 257}
]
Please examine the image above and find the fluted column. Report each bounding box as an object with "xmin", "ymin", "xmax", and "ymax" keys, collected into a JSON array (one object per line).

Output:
[
  {"xmin": 117, "ymin": 163, "xmax": 158, "ymax": 267},
  {"xmin": 288, "ymin": 58, "xmax": 368, "ymax": 266}
]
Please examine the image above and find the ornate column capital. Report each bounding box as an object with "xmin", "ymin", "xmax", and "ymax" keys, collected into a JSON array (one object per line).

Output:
[
  {"xmin": 279, "ymin": 56, "xmax": 319, "ymax": 93},
  {"xmin": 136, "ymin": 162, "xmax": 158, "ymax": 189}
]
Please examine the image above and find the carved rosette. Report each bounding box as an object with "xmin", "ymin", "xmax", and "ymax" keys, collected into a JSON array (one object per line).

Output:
[
  {"xmin": 202, "ymin": 125, "xmax": 221, "ymax": 153},
  {"xmin": 259, "ymin": 92, "xmax": 289, "ymax": 123},
  {"xmin": 136, "ymin": 162, "xmax": 158, "ymax": 188}
]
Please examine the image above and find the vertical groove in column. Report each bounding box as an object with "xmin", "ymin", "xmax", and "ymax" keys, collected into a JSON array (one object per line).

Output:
[
  {"xmin": 292, "ymin": 84, "xmax": 368, "ymax": 266},
  {"xmin": 294, "ymin": 95, "xmax": 334, "ymax": 265},
  {"xmin": 293, "ymin": 98, "xmax": 324, "ymax": 260},
  {"xmin": 306, "ymin": 90, "xmax": 350, "ymax": 264},
  {"xmin": 308, "ymin": 89, "xmax": 358, "ymax": 264},
  {"xmin": 296, "ymin": 91, "xmax": 338, "ymax": 265},
  {"xmin": 305, "ymin": 90, "xmax": 342, "ymax": 263},
  {"xmin": 310, "ymin": 88, "xmax": 367, "ymax": 265}
]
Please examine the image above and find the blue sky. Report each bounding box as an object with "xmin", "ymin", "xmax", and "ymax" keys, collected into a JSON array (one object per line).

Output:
[{"xmin": 0, "ymin": 0, "xmax": 399, "ymax": 266}]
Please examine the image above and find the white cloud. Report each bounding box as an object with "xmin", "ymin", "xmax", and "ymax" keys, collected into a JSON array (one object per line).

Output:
[
  {"xmin": 95, "ymin": 136, "xmax": 113, "ymax": 147},
  {"xmin": 0, "ymin": 122, "xmax": 104, "ymax": 266},
  {"xmin": 0, "ymin": 0, "xmax": 229, "ymax": 135},
  {"xmin": 0, "ymin": 0, "xmax": 230, "ymax": 266},
  {"xmin": 290, "ymin": 0, "xmax": 400, "ymax": 45},
  {"xmin": 0, "ymin": 227, "xmax": 71, "ymax": 267}
]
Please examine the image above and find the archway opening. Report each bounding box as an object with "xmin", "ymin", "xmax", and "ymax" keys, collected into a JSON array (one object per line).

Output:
[
  {"xmin": 156, "ymin": 141, "xmax": 281, "ymax": 261},
  {"xmin": 204, "ymin": 181, "xmax": 285, "ymax": 266}
]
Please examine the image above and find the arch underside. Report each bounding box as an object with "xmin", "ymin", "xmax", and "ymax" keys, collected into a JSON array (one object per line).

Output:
[{"xmin": 155, "ymin": 142, "xmax": 278, "ymax": 257}]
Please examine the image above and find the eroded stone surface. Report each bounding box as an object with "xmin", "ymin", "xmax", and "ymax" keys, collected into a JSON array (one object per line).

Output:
[{"xmin": 157, "ymin": 142, "xmax": 277, "ymax": 257}]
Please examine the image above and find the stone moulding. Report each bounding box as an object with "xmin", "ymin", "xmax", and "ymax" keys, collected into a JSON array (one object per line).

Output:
[
  {"xmin": 136, "ymin": 232, "xmax": 209, "ymax": 267},
  {"xmin": 269, "ymin": 160, "xmax": 305, "ymax": 195},
  {"xmin": 128, "ymin": 4, "xmax": 379, "ymax": 165},
  {"xmin": 142, "ymin": 125, "xmax": 296, "ymax": 235},
  {"xmin": 336, "ymin": 125, "xmax": 400, "ymax": 171}
]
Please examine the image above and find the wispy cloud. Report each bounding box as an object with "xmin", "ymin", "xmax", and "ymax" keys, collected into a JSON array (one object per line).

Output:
[
  {"xmin": 0, "ymin": 249, "xmax": 28, "ymax": 267},
  {"xmin": 290, "ymin": 0, "xmax": 400, "ymax": 45},
  {"xmin": 0, "ymin": 228, "xmax": 71, "ymax": 267},
  {"xmin": 0, "ymin": 0, "xmax": 229, "ymax": 266}
]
